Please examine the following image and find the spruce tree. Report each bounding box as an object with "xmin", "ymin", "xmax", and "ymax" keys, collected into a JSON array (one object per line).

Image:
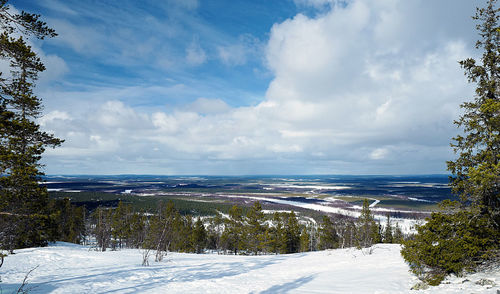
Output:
[
  {"xmin": 447, "ymin": 0, "xmax": 500, "ymax": 221},
  {"xmin": 319, "ymin": 215, "xmax": 339, "ymax": 249},
  {"xmin": 299, "ymin": 227, "xmax": 310, "ymax": 252},
  {"xmin": 191, "ymin": 218, "xmax": 207, "ymax": 254},
  {"xmin": 246, "ymin": 201, "xmax": 265, "ymax": 254},
  {"xmin": 356, "ymin": 199, "xmax": 378, "ymax": 248},
  {"xmin": 221, "ymin": 205, "xmax": 245, "ymax": 254},
  {"xmin": 284, "ymin": 211, "xmax": 300, "ymax": 253},
  {"xmin": 402, "ymin": 0, "xmax": 500, "ymax": 284},
  {"xmin": 383, "ymin": 214, "xmax": 393, "ymax": 244}
]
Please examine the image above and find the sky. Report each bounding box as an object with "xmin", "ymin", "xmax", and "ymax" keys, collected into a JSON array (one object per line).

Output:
[{"xmin": 9, "ymin": 0, "xmax": 486, "ymax": 175}]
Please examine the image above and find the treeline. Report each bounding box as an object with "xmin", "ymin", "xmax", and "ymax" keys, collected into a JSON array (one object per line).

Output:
[
  {"xmin": 40, "ymin": 198, "xmax": 406, "ymax": 258},
  {"xmin": 0, "ymin": 198, "xmax": 86, "ymax": 252}
]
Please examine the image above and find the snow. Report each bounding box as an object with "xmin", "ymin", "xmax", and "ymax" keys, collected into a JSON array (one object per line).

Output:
[
  {"xmin": 1, "ymin": 243, "xmax": 498, "ymax": 293},
  {"xmin": 266, "ymin": 184, "xmax": 351, "ymax": 190},
  {"xmin": 227, "ymin": 195, "xmax": 421, "ymax": 234}
]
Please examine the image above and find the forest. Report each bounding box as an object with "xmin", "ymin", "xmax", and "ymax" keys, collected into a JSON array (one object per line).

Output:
[{"xmin": 36, "ymin": 199, "xmax": 404, "ymax": 262}]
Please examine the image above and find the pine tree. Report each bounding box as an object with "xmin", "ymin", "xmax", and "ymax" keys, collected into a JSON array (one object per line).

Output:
[{"xmin": 0, "ymin": 0, "xmax": 62, "ymax": 250}]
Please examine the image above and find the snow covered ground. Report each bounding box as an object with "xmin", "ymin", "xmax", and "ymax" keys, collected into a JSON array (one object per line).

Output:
[{"xmin": 1, "ymin": 242, "xmax": 498, "ymax": 293}]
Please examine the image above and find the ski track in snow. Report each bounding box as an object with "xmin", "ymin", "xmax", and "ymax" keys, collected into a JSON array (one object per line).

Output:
[{"xmin": 1, "ymin": 243, "xmax": 498, "ymax": 294}]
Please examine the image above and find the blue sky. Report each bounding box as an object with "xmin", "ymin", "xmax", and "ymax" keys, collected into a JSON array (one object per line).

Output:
[{"xmin": 9, "ymin": 0, "xmax": 485, "ymax": 175}]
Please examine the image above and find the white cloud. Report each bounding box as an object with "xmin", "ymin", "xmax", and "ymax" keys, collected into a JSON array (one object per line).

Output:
[
  {"xmin": 39, "ymin": 110, "xmax": 70, "ymax": 127},
  {"xmin": 41, "ymin": 0, "xmax": 481, "ymax": 174},
  {"xmin": 185, "ymin": 98, "xmax": 231, "ymax": 114}
]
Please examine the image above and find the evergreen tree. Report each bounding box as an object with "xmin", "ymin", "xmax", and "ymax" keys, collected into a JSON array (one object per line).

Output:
[
  {"xmin": 111, "ymin": 201, "xmax": 127, "ymax": 249},
  {"xmin": 50, "ymin": 198, "xmax": 85, "ymax": 244},
  {"xmin": 207, "ymin": 212, "xmax": 223, "ymax": 253},
  {"xmin": 383, "ymin": 214, "xmax": 393, "ymax": 244},
  {"xmin": 246, "ymin": 201, "xmax": 265, "ymax": 254},
  {"xmin": 270, "ymin": 212, "xmax": 287, "ymax": 254},
  {"xmin": 356, "ymin": 199, "xmax": 379, "ymax": 248},
  {"xmin": 0, "ymin": 0, "xmax": 62, "ymax": 250},
  {"xmin": 92, "ymin": 207, "xmax": 112, "ymax": 251},
  {"xmin": 447, "ymin": 0, "xmax": 500, "ymax": 221},
  {"xmin": 221, "ymin": 205, "xmax": 245, "ymax": 254},
  {"xmin": 299, "ymin": 227, "xmax": 310, "ymax": 252},
  {"xmin": 392, "ymin": 222, "xmax": 403, "ymax": 244},
  {"xmin": 129, "ymin": 211, "xmax": 147, "ymax": 249},
  {"xmin": 284, "ymin": 211, "xmax": 300, "ymax": 254},
  {"xmin": 402, "ymin": 1, "xmax": 500, "ymax": 284},
  {"xmin": 191, "ymin": 217, "xmax": 207, "ymax": 254},
  {"xmin": 318, "ymin": 215, "xmax": 339, "ymax": 249},
  {"xmin": 401, "ymin": 211, "xmax": 498, "ymax": 285}
]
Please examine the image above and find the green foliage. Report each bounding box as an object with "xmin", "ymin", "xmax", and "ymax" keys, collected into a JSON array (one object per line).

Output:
[
  {"xmin": 447, "ymin": 0, "xmax": 500, "ymax": 218},
  {"xmin": 299, "ymin": 227, "xmax": 310, "ymax": 252},
  {"xmin": 49, "ymin": 191, "xmax": 242, "ymax": 216},
  {"xmin": 246, "ymin": 201, "xmax": 265, "ymax": 254},
  {"xmin": 49, "ymin": 198, "xmax": 86, "ymax": 244},
  {"xmin": 356, "ymin": 199, "xmax": 380, "ymax": 248},
  {"xmin": 284, "ymin": 211, "xmax": 301, "ymax": 254},
  {"xmin": 191, "ymin": 218, "xmax": 207, "ymax": 254},
  {"xmin": 383, "ymin": 214, "xmax": 393, "ymax": 244},
  {"xmin": 318, "ymin": 216, "xmax": 339, "ymax": 249},
  {"xmin": 0, "ymin": 0, "xmax": 62, "ymax": 250},
  {"xmin": 401, "ymin": 211, "xmax": 499, "ymax": 285},
  {"xmin": 221, "ymin": 205, "xmax": 246, "ymax": 254},
  {"xmin": 402, "ymin": 0, "xmax": 500, "ymax": 286}
]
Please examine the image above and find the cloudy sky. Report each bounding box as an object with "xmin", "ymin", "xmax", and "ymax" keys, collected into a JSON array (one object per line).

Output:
[{"xmin": 12, "ymin": 0, "xmax": 484, "ymax": 175}]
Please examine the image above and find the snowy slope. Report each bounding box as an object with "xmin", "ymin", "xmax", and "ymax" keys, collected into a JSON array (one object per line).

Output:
[{"xmin": 1, "ymin": 243, "xmax": 498, "ymax": 293}]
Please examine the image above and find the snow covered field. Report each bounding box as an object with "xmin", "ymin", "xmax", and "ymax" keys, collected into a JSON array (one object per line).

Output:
[{"xmin": 1, "ymin": 243, "xmax": 498, "ymax": 293}]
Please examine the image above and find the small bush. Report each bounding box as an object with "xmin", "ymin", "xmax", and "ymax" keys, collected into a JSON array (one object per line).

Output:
[{"xmin": 401, "ymin": 211, "xmax": 499, "ymax": 285}]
